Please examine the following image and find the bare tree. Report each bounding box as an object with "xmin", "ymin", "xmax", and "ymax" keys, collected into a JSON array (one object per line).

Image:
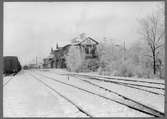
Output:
[{"xmin": 138, "ymin": 11, "xmax": 164, "ymax": 75}]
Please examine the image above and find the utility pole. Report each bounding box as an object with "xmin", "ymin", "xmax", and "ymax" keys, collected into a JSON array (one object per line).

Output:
[
  {"xmin": 36, "ymin": 56, "xmax": 37, "ymax": 65},
  {"xmin": 36, "ymin": 56, "xmax": 38, "ymax": 69},
  {"xmin": 123, "ymin": 39, "xmax": 126, "ymax": 61}
]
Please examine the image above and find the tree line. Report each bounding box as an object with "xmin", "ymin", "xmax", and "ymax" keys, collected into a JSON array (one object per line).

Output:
[{"xmin": 65, "ymin": 6, "xmax": 165, "ymax": 79}]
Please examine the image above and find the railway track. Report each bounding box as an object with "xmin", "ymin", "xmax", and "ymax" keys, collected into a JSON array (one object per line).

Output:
[
  {"xmin": 45, "ymin": 69, "xmax": 164, "ymax": 86},
  {"xmin": 46, "ymin": 70, "xmax": 164, "ymax": 95},
  {"xmin": 72, "ymin": 73, "xmax": 165, "ymax": 85},
  {"xmin": 101, "ymin": 76, "xmax": 164, "ymax": 85},
  {"xmin": 69, "ymin": 74, "xmax": 165, "ymax": 114},
  {"xmin": 28, "ymin": 72, "xmax": 93, "ymax": 117},
  {"xmin": 32, "ymin": 70, "xmax": 164, "ymax": 117},
  {"xmin": 3, "ymin": 73, "xmax": 16, "ymax": 87},
  {"xmin": 63, "ymin": 73, "xmax": 164, "ymax": 96},
  {"xmin": 72, "ymin": 74, "xmax": 164, "ymax": 90}
]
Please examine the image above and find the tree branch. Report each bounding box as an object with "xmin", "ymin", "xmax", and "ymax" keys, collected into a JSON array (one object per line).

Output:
[
  {"xmin": 157, "ymin": 31, "xmax": 164, "ymax": 43},
  {"xmin": 155, "ymin": 44, "xmax": 164, "ymax": 50},
  {"xmin": 144, "ymin": 54, "xmax": 153, "ymax": 58}
]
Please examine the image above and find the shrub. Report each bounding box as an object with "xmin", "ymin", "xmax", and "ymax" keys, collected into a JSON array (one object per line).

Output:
[
  {"xmin": 80, "ymin": 59, "xmax": 100, "ymax": 72},
  {"xmin": 65, "ymin": 46, "xmax": 85, "ymax": 72}
]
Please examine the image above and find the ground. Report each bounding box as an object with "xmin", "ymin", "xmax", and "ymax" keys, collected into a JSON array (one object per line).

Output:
[{"xmin": 3, "ymin": 69, "xmax": 165, "ymax": 117}]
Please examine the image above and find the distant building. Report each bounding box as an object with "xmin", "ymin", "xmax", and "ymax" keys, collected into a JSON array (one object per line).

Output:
[
  {"xmin": 43, "ymin": 34, "xmax": 99, "ymax": 69},
  {"xmin": 43, "ymin": 52, "xmax": 55, "ymax": 68},
  {"xmin": 28, "ymin": 63, "xmax": 40, "ymax": 69}
]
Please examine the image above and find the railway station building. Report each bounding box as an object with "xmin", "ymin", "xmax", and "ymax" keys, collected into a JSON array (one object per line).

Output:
[{"xmin": 43, "ymin": 34, "xmax": 99, "ymax": 69}]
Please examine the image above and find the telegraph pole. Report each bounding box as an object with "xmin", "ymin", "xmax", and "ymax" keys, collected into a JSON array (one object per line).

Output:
[
  {"xmin": 123, "ymin": 39, "xmax": 126, "ymax": 61},
  {"xmin": 36, "ymin": 56, "xmax": 38, "ymax": 69},
  {"xmin": 36, "ymin": 56, "xmax": 37, "ymax": 65}
]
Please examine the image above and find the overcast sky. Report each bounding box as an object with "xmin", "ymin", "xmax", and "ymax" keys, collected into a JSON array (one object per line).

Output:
[{"xmin": 4, "ymin": 2, "xmax": 163, "ymax": 65}]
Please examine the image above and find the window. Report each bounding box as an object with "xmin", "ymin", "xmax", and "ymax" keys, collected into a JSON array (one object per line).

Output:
[{"xmin": 85, "ymin": 47, "xmax": 89, "ymax": 54}]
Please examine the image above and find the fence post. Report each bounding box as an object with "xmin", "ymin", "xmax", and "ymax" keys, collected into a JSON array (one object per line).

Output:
[{"xmin": 67, "ymin": 74, "xmax": 69, "ymax": 80}]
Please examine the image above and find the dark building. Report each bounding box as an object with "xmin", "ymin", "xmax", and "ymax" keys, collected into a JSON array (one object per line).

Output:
[{"xmin": 43, "ymin": 35, "xmax": 99, "ymax": 69}]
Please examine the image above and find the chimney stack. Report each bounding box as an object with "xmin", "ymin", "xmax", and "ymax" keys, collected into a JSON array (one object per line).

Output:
[{"xmin": 56, "ymin": 43, "xmax": 59, "ymax": 49}]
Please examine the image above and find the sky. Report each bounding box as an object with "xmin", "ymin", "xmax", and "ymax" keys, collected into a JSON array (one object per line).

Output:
[{"xmin": 3, "ymin": 2, "xmax": 164, "ymax": 65}]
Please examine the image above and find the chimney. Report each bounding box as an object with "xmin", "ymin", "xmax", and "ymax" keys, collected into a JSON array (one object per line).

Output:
[
  {"xmin": 51, "ymin": 47, "xmax": 53, "ymax": 53},
  {"xmin": 56, "ymin": 43, "xmax": 59, "ymax": 49}
]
